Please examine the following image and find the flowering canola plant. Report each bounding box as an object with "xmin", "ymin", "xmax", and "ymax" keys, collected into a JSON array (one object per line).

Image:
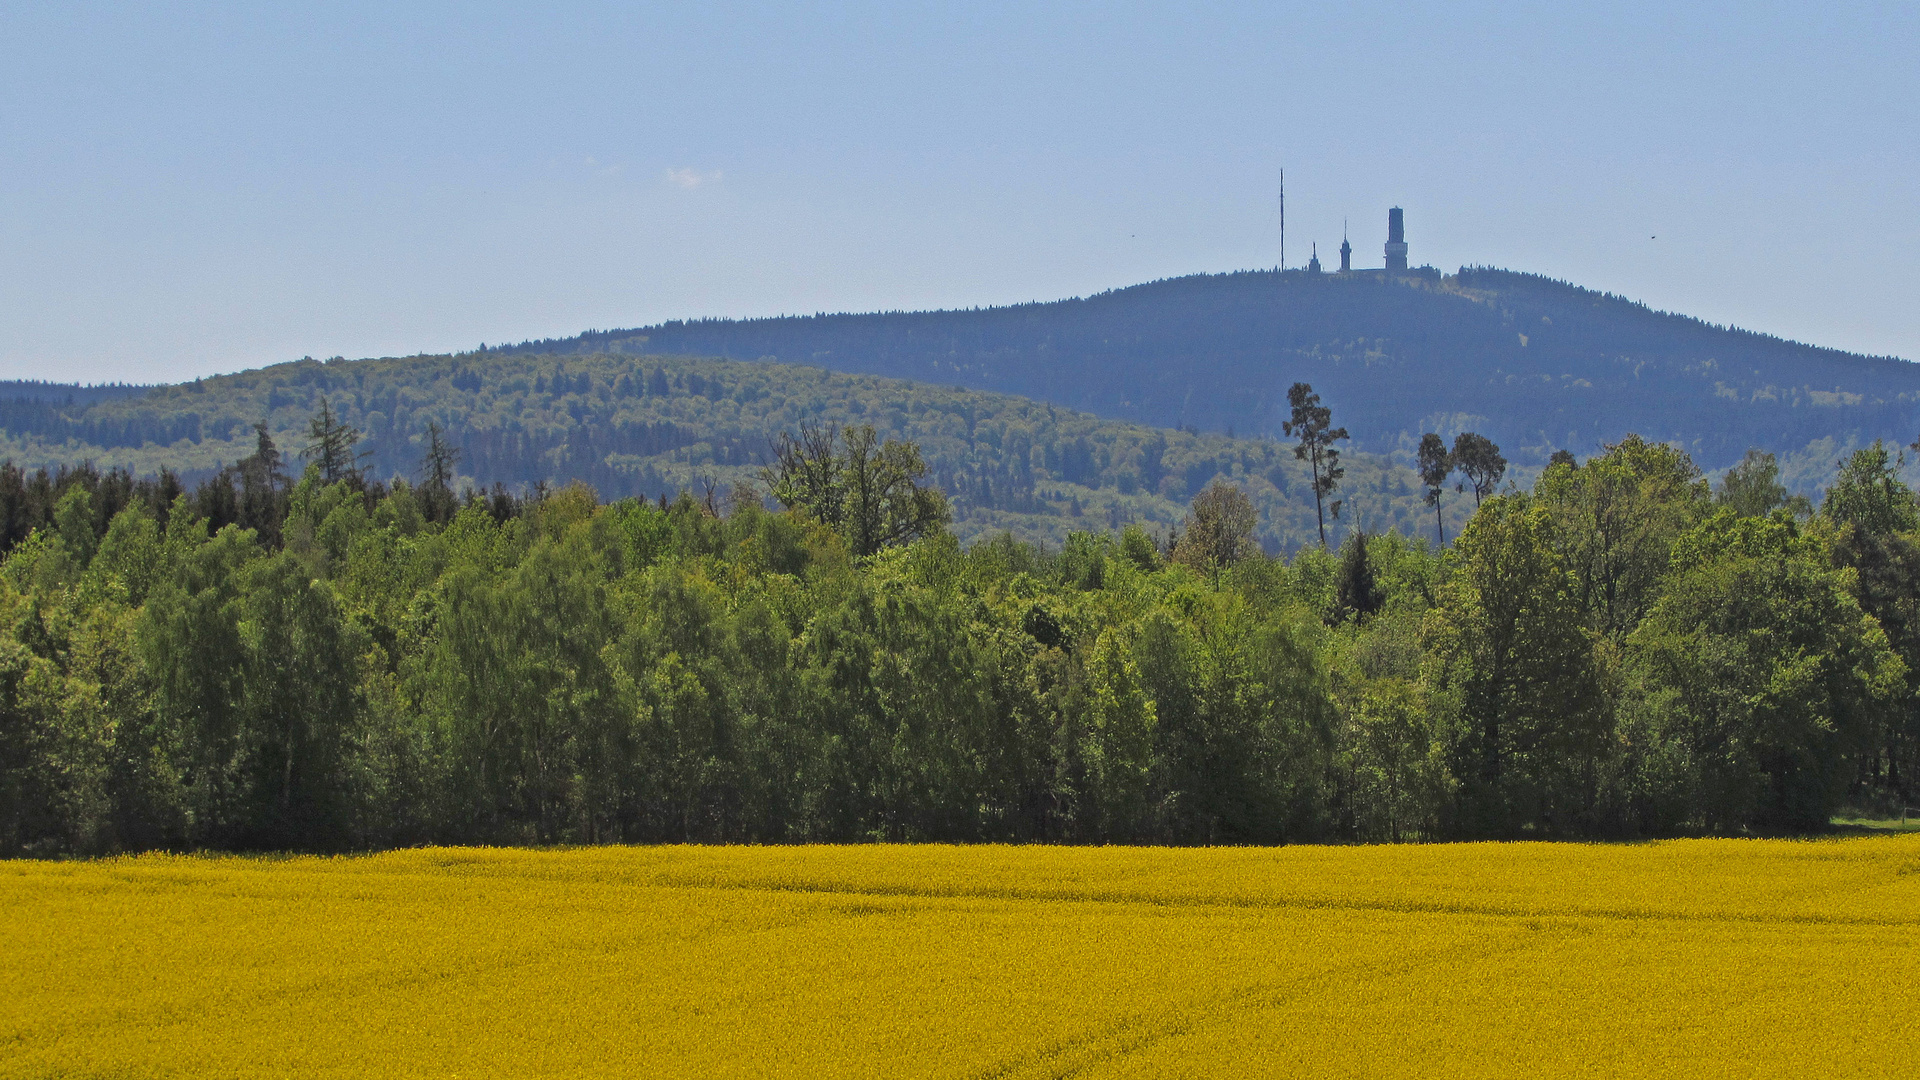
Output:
[{"xmin": 4, "ymin": 838, "xmax": 1917, "ymax": 1078}]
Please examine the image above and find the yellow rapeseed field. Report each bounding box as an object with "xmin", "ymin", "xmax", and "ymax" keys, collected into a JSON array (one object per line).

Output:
[{"xmin": 4, "ymin": 838, "xmax": 1917, "ymax": 1078}]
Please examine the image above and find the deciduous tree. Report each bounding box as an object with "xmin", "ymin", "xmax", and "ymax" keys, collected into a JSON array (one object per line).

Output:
[
  {"xmin": 763, "ymin": 423, "xmax": 949, "ymax": 557},
  {"xmin": 1536, "ymin": 434, "xmax": 1710, "ymax": 639},
  {"xmin": 1172, "ymin": 480, "xmax": 1258, "ymax": 572},
  {"xmin": 1425, "ymin": 494, "xmax": 1606, "ymax": 836},
  {"xmin": 1716, "ymin": 449, "xmax": 1802, "ymax": 517},
  {"xmin": 1625, "ymin": 511, "xmax": 1904, "ymax": 832},
  {"xmin": 1824, "ymin": 441, "xmax": 1919, "ymax": 536}
]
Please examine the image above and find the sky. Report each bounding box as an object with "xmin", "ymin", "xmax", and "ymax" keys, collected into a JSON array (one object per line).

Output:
[{"xmin": 3, "ymin": 1, "xmax": 1916, "ymax": 384}]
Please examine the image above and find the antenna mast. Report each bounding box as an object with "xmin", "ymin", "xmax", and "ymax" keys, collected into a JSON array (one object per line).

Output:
[{"xmin": 1279, "ymin": 169, "xmax": 1286, "ymax": 271}]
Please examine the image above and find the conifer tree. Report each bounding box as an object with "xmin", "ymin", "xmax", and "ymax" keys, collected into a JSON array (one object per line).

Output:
[
  {"xmin": 236, "ymin": 423, "xmax": 288, "ymax": 545},
  {"xmin": 1417, "ymin": 433, "xmax": 1452, "ymax": 545},
  {"xmin": 1283, "ymin": 382, "xmax": 1347, "ymax": 546},
  {"xmin": 301, "ymin": 398, "xmax": 364, "ymax": 484},
  {"xmin": 1334, "ymin": 531, "xmax": 1384, "ymax": 623},
  {"xmin": 417, "ymin": 421, "xmax": 462, "ymax": 524}
]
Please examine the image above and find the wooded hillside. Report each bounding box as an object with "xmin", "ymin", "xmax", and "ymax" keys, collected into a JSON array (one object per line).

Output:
[
  {"xmin": 0, "ymin": 353, "xmax": 1468, "ymax": 551},
  {"xmin": 503, "ymin": 267, "xmax": 1920, "ymax": 474},
  {"xmin": 4, "ymin": 433, "xmax": 1915, "ymax": 855}
]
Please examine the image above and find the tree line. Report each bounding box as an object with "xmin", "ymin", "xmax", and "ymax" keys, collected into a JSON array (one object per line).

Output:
[
  {"xmin": 0, "ymin": 352, "xmax": 1469, "ymax": 552},
  {"xmin": 1, "ymin": 395, "xmax": 1916, "ymax": 855}
]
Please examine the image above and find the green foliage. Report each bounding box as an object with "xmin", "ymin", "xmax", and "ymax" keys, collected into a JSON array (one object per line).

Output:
[
  {"xmin": 1450, "ymin": 433, "xmax": 1506, "ymax": 508},
  {"xmin": 1336, "ymin": 676, "xmax": 1449, "ymax": 842},
  {"xmin": 1823, "ymin": 441, "xmax": 1920, "ymax": 537},
  {"xmin": 764, "ymin": 423, "xmax": 950, "ymax": 556},
  {"xmin": 416, "ymin": 421, "xmax": 461, "ymax": 525},
  {"xmin": 1117, "ymin": 523, "xmax": 1160, "ymax": 573},
  {"xmin": 1284, "ymin": 383, "xmax": 1347, "ymax": 546},
  {"xmin": 1170, "ymin": 479, "xmax": 1257, "ymax": 572},
  {"xmin": 1814, "ymin": 450, "xmax": 1920, "ymax": 819},
  {"xmin": 1622, "ymin": 511, "xmax": 1904, "ymax": 832},
  {"xmin": 0, "ymin": 353, "xmax": 1466, "ymax": 553},
  {"xmin": 2, "ymin": 427, "xmax": 1917, "ymax": 854},
  {"xmin": 0, "ymin": 470, "xmax": 1344, "ymax": 852},
  {"xmin": 1425, "ymin": 494, "xmax": 1607, "ymax": 836},
  {"xmin": 301, "ymin": 397, "xmax": 365, "ymax": 484},
  {"xmin": 1537, "ymin": 434, "xmax": 1711, "ymax": 639},
  {"xmin": 1717, "ymin": 449, "xmax": 1809, "ymax": 518},
  {"xmin": 1333, "ymin": 532, "xmax": 1385, "ymax": 625}
]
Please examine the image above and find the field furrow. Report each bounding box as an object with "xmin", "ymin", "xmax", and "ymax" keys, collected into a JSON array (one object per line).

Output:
[{"xmin": 3, "ymin": 838, "xmax": 1916, "ymax": 1078}]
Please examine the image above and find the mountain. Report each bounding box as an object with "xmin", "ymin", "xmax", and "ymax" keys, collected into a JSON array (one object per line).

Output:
[
  {"xmin": 503, "ymin": 267, "xmax": 1920, "ymax": 474},
  {"xmin": 6, "ymin": 265, "xmax": 1912, "ymax": 550},
  {"xmin": 0, "ymin": 353, "xmax": 1459, "ymax": 552}
]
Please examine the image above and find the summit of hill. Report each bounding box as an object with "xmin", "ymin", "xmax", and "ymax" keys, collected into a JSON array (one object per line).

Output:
[{"xmin": 506, "ymin": 267, "xmax": 1920, "ymax": 473}]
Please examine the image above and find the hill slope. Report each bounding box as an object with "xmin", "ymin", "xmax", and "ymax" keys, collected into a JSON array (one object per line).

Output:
[
  {"xmin": 11, "ymin": 265, "xmax": 1908, "ymax": 546},
  {"xmin": 505, "ymin": 267, "xmax": 1920, "ymax": 471},
  {"xmin": 0, "ymin": 352, "xmax": 1462, "ymax": 551}
]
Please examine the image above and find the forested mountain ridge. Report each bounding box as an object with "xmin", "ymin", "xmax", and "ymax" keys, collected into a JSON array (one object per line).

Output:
[
  {"xmin": 502, "ymin": 267, "xmax": 1920, "ymax": 473},
  {"xmin": 0, "ymin": 352, "xmax": 1466, "ymax": 551},
  {"xmin": 10, "ymin": 265, "xmax": 1912, "ymax": 548}
]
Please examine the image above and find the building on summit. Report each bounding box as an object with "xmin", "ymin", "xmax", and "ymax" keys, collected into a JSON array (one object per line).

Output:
[
  {"xmin": 1384, "ymin": 207, "xmax": 1408, "ymax": 272},
  {"xmin": 1321, "ymin": 207, "xmax": 1435, "ymax": 280},
  {"xmin": 1301, "ymin": 208, "xmax": 1433, "ymax": 279}
]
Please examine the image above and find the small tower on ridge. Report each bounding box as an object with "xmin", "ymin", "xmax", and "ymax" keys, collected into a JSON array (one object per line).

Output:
[
  {"xmin": 1385, "ymin": 207, "xmax": 1408, "ymax": 272},
  {"xmin": 1338, "ymin": 222, "xmax": 1352, "ymax": 273},
  {"xmin": 1307, "ymin": 242, "xmax": 1322, "ymax": 275}
]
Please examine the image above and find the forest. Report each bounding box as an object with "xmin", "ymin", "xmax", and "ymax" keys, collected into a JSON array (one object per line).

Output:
[
  {"xmin": 502, "ymin": 267, "xmax": 1920, "ymax": 473},
  {"xmin": 1, "ymin": 399, "xmax": 1915, "ymax": 855},
  {"xmin": 0, "ymin": 352, "xmax": 1470, "ymax": 551},
  {"xmin": 11, "ymin": 266, "xmax": 1920, "ymax": 555}
]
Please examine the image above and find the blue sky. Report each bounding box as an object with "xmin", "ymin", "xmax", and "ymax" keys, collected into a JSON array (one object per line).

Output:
[{"xmin": 3, "ymin": 2, "xmax": 1916, "ymax": 383}]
